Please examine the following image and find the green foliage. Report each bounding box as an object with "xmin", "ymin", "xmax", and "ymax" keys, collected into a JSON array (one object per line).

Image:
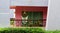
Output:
[
  {"xmin": 10, "ymin": 21, "xmax": 14, "ymax": 25},
  {"xmin": 0, "ymin": 28, "xmax": 60, "ymax": 33}
]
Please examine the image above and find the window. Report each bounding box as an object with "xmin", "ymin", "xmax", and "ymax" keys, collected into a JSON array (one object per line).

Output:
[{"xmin": 21, "ymin": 11, "xmax": 43, "ymax": 27}]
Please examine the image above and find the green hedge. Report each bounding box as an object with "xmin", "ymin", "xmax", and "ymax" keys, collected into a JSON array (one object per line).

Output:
[{"xmin": 0, "ymin": 28, "xmax": 60, "ymax": 33}]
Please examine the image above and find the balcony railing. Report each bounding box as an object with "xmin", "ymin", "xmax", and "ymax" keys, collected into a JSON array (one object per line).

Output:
[{"xmin": 10, "ymin": 18, "xmax": 46, "ymax": 27}]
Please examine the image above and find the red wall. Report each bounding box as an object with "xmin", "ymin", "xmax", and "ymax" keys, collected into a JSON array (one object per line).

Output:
[{"xmin": 15, "ymin": 6, "xmax": 48, "ymax": 27}]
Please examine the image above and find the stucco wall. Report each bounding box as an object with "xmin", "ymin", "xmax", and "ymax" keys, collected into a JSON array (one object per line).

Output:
[
  {"xmin": 0, "ymin": 14, "xmax": 10, "ymax": 27},
  {"xmin": 0, "ymin": 0, "xmax": 10, "ymax": 27},
  {"xmin": 46, "ymin": 0, "xmax": 60, "ymax": 30},
  {"xmin": 10, "ymin": 0, "xmax": 48, "ymax": 6}
]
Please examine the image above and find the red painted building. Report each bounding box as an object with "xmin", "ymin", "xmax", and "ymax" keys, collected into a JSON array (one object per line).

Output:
[{"xmin": 10, "ymin": 6, "xmax": 48, "ymax": 27}]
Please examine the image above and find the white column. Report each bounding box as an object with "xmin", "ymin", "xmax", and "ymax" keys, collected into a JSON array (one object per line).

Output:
[{"xmin": 46, "ymin": 0, "xmax": 60, "ymax": 30}]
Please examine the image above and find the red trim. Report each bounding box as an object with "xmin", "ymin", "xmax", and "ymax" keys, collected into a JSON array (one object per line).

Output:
[
  {"xmin": 15, "ymin": 6, "xmax": 48, "ymax": 27},
  {"xmin": 10, "ymin": 6, "xmax": 16, "ymax": 9}
]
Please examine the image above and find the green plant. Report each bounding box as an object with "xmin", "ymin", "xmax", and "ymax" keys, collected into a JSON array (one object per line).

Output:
[
  {"xmin": 10, "ymin": 21, "xmax": 14, "ymax": 25},
  {"xmin": 0, "ymin": 28, "xmax": 60, "ymax": 33}
]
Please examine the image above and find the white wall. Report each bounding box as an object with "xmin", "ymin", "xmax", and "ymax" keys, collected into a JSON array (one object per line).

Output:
[
  {"xmin": 0, "ymin": 0, "xmax": 10, "ymax": 13},
  {"xmin": 10, "ymin": 0, "xmax": 48, "ymax": 6},
  {"xmin": 0, "ymin": 14, "xmax": 10, "ymax": 27},
  {"xmin": 0, "ymin": 0, "xmax": 10, "ymax": 27},
  {"xmin": 46, "ymin": 0, "xmax": 60, "ymax": 30},
  {"xmin": 0, "ymin": 0, "xmax": 10, "ymax": 9}
]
